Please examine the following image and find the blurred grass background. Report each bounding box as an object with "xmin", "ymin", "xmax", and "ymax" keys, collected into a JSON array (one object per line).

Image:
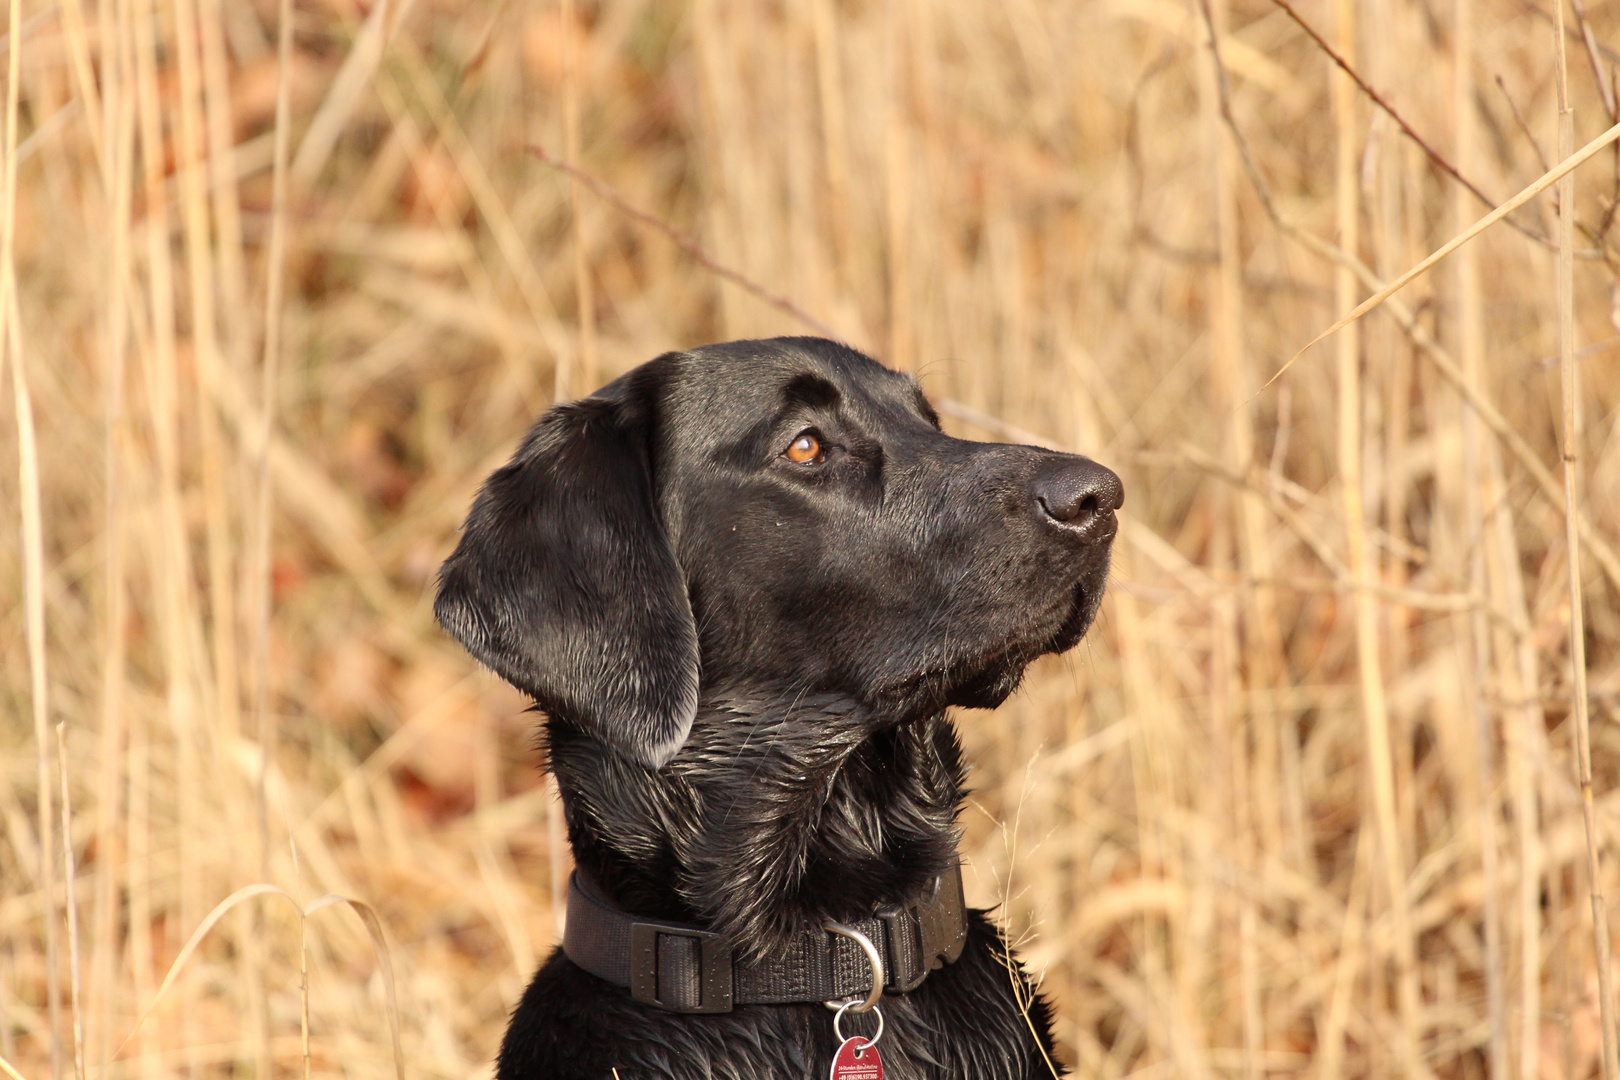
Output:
[{"xmin": 3, "ymin": 0, "xmax": 1620, "ymax": 1076}]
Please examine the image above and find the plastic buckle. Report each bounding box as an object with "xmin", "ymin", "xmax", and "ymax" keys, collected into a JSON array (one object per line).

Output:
[
  {"xmin": 917, "ymin": 867, "xmax": 968, "ymax": 972},
  {"xmin": 628, "ymin": 922, "xmax": 734, "ymax": 1013},
  {"xmin": 876, "ymin": 907, "xmax": 927, "ymax": 991}
]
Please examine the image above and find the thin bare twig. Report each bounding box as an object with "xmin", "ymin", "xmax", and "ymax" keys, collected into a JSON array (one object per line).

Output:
[
  {"xmin": 1270, "ymin": 0, "xmax": 1553, "ymax": 247},
  {"xmin": 1566, "ymin": 0, "xmax": 1617, "ymax": 121},
  {"xmin": 529, "ymin": 146, "xmax": 847, "ymax": 344},
  {"xmin": 1497, "ymin": 74, "xmax": 1553, "ymax": 172},
  {"xmin": 1203, "ymin": 0, "xmax": 1620, "ymax": 599},
  {"xmin": 1280, "ymin": 119, "xmax": 1620, "ymax": 384},
  {"xmin": 1559, "ymin": 7, "xmax": 1620, "ymax": 250}
]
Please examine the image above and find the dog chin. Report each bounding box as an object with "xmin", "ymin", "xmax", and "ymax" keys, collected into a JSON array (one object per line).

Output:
[
  {"xmin": 1046, "ymin": 580, "xmax": 1103, "ymax": 655},
  {"xmin": 941, "ymin": 661, "xmax": 1026, "ymax": 711},
  {"xmin": 920, "ymin": 583, "xmax": 1104, "ymax": 711}
]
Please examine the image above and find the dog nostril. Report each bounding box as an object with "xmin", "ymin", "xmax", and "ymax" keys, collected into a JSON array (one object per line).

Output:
[
  {"xmin": 1039, "ymin": 492, "xmax": 1091, "ymax": 525},
  {"xmin": 1042, "ymin": 494, "xmax": 1094, "ymax": 525},
  {"xmin": 1033, "ymin": 458, "xmax": 1122, "ymax": 535}
]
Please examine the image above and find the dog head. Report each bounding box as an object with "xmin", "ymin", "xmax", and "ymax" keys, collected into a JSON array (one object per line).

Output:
[{"xmin": 436, "ymin": 337, "xmax": 1121, "ymax": 768}]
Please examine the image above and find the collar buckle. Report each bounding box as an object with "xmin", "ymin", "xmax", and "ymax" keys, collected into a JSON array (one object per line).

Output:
[
  {"xmin": 917, "ymin": 864, "xmax": 968, "ymax": 973},
  {"xmin": 876, "ymin": 865, "xmax": 968, "ymax": 992},
  {"xmin": 628, "ymin": 921, "xmax": 735, "ymax": 1013}
]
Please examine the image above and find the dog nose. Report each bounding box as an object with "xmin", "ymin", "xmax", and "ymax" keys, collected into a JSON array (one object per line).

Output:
[{"xmin": 1033, "ymin": 457, "xmax": 1123, "ymax": 541}]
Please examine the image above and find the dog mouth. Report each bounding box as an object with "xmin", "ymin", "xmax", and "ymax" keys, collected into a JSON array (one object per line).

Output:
[
  {"xmin": 974, "ymin": 569, "xmax": 1108, "ymax": 679},
  {"xmin": 872, "ymin": 548, "xmax": 1113, "ymax": 716},
  {"xmin": 897, "ymin": 578, "xmax": 1100, "ymax": 712},
  {"xmin": 1046, "ymin": 577, "xmax": 1104, "ymax": 653}
]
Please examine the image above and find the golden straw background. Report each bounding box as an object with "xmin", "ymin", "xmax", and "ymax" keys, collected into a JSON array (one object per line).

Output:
[{"xmin": 3, "ymin": 0, "xmax": 1620, "ymax": 1076}]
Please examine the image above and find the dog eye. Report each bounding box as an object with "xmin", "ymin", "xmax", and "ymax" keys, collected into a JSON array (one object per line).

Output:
[{"xmin": 785, "ymin": 433, "xmax": 824, "ymax": 465}]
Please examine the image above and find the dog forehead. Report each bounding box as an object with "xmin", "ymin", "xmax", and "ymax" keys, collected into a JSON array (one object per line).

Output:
[{"xmin": 664, "ymin": 337, "xmax": 921, "ymax": 446}]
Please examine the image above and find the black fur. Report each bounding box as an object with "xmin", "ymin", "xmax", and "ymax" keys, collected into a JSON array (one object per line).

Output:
[
  {"xmin": 436, "ymin": 338, "xmax": 1122, "ymax": 1079},
  {"xmin": 437, "ymin": 361, "xmax": 699, "ymax": 767}
]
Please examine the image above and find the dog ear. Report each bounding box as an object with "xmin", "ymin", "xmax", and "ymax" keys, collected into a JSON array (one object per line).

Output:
[{"xmin": 434, "ymin": 372, "xmax": 698, "ymax": 769}]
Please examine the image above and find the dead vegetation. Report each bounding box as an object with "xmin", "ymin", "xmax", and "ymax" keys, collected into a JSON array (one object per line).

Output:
[{"xmin": 3, "ymin": 0, "xmax": 1620, "ymax": 1077}]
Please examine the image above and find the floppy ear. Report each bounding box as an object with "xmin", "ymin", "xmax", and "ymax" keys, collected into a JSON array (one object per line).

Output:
[{"xmin": 434, "ymin": 376, "xmax": 699, "ymax": 768}]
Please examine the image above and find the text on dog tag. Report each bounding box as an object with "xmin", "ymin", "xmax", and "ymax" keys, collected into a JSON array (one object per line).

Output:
[{"xmin": 830, "ymin": 1036, "xmax": 883, "ymax": 1080}]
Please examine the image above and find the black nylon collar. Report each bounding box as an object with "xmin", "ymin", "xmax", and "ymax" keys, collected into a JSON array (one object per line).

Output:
[{"xmin": 562, "ymin": 864, "xmax": 968, "ymax": 1013}]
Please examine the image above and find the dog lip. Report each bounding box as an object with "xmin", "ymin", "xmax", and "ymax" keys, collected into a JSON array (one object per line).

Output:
[
  {"xmin": 1043, "ymin": 566, "xmax": 1109, "ymax": 652},
  {"xmin": 1054, "ymin": 581, "xmax": 1094, "ymax": 638},
  {"xmin": 889, "ymin": 570, "xmax": 1105, "ymax": 707}
]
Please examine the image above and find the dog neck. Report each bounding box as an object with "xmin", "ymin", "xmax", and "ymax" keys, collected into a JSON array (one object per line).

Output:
[{"xmin": 545, "ymin": 692, "xmax": 966, "ymax": 960}]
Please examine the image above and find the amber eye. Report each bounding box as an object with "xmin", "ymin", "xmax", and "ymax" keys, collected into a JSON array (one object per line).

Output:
[{"xmin": 785, "ymin": 433, "xmax": 823, "ymax": 465}]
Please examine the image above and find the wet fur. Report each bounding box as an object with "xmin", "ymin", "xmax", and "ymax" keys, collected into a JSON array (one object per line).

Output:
[
  {"xmin": 528, "ymin": 695, "xmax": 1060, "ymax": 1079},
  {"xmin": 436, "ymin": 338, "xmax": 1119, "ymax": 1078}
]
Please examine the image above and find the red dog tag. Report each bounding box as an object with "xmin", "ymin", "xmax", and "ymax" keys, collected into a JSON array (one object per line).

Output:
[{"xmin": 830, "ymin": 1036, "xmax": 884, "ymax": 1080}]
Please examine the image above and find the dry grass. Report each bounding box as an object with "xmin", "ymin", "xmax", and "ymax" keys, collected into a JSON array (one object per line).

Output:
[{"xmin": 3, "ymin": 0, "xmax": 1620, "ymax": 1077}]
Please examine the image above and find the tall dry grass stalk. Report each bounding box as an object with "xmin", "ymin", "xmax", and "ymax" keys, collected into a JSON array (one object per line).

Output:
[
  {"xmin": 1554, "ymin": 2, "xmax": 1616, "ymax": 1079},
  {"xmin": 4, "ymin": 0, "xmax": 61, "ymax": 1076},
  {"xmin": 560, "ymin": 0, "xmax": 593, "ymax": 397},
  {"xmin": 4, "ymin": 0, "xmax": 1620, "ymax": 1077},
  {"xmin": 1450, "ymin": 0, "xmax": 1509, "ymax": 1075},
  {"xmin": 1330, "ymin": 0, "xmax": 1422, "ymax": 1072},
  {"xmin": 54, "ymin": 722, "xmax": 84, "ymax": 1080}
]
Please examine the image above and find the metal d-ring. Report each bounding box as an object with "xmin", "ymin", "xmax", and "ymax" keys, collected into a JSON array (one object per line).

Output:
[
  {"xmin": 831, "ymin": 999, "xmax": 885, "ymax": 1050},
  {"xmin": 823, "ymin": 922, "xmax": 884, "ymax": 1013}
]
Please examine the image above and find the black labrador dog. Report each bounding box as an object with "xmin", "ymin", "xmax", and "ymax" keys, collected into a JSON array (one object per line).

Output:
[{"xmin": 436, "ymin": 337, "xmax": 1121, "ymax": 1079}]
